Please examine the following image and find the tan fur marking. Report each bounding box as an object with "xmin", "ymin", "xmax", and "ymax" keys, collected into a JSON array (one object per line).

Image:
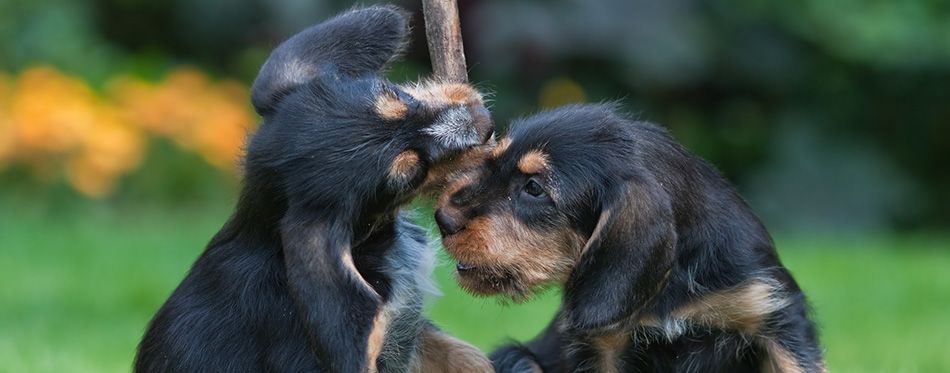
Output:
[
  {"xmin": 389, "ymin": 150, "xmax": 421, "ymax": 184},
  {"xmin": 491, "ymin": 137, "xmax": 512, "ymax": 159},
  {"xmin": 591, "ymin": 333, "xmax": 629, "ymax": 373},
  {"xmin": 403, "ymin": 81, "xmax": 483, "ymax": 107},
  {"xmin": 341, "ymin": 250, "xmax": 387, "ymax": 371},
  {"xmin": 443, "ymin": 83, "xmax": 481, "ymax": 103},
  {"xmin": 375, "ymin": 92, "xmax": 408, "ymax": 120},
  {"xmin": 365, "ymin": 312, "xmax": 389, "ymax": 373},
  {"xmin": 671, "ymin": 280, "xmax": 788, "ymax": 333},
  {"xmin": 517, "ymin": 150, "xmax": 549, "ymax": 174},
  {"xmin": 639, "ymin": 280, "xmax": 788, "ymax": 336},
  {"xmin": 411, "ymin": 326, "xmax": 492, "ymax": 373},
  {"xmin": 761, "ymin": 340, "xmax": 805, "ymax": 373}
]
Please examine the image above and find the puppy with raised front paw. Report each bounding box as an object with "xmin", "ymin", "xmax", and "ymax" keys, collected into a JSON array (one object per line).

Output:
[
  {"xmin": 135, "ymin": 6, "xmax": 492, "ymax": 372},
  {"xmin": 436, "ymin": 104, "xmax": 826, "ymax": 372}
]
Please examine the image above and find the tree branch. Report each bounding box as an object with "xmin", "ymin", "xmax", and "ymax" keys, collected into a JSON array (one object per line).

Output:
[{"xmin": 422, "ymin": 0, "xmax": 468, "ymax": 83}]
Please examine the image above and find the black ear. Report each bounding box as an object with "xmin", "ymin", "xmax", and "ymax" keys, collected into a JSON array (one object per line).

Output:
[
  {"xmin": 251, "ymin": 5, "xmax": 410, "ymax": 116},
  {"xmin": 280, "ymin": 207, "xmax": 381, "ymax": 372},
  {"xmin": 563, "ymin": 177, "xmax": 677, "ymax": 333}
]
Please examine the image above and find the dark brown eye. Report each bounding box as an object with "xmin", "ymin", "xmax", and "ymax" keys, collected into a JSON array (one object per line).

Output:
[{"xmin": 523, "ymin": 179, "xmax": 546, "ymax": 198}]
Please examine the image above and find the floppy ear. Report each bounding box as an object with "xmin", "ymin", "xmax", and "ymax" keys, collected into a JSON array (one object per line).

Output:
[
  {"xmin": 563, "ymin": 177, "xmax": 677, "ymax": 333},
  {"xmin": 280, "ymin": 207, "xmax": 381, "ymax": 372},
  {"xmin": 251, "ymin": 5, "xmax": 410, "ymax": 116}
]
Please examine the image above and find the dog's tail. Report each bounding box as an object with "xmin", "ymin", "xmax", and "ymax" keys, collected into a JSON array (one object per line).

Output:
[{"xmin": 251, "ymin": 5, "xmax": 410, "ymax": 116}]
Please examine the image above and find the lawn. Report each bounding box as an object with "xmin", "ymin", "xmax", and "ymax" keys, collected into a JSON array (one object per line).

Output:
[{"xmin": 1, "ymin": 201, "xmax": 948, "ymax": 372}]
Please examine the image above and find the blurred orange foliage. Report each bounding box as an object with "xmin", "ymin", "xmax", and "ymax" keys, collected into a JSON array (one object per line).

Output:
[{"xmin": 0, "ymin": 66, "xmax": 256, "ymax": 197}]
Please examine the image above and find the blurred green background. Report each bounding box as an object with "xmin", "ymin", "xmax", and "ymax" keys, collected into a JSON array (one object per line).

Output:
[{"xmin": 1, "ymin": 0, "xmax": 948, "ymax": 372}]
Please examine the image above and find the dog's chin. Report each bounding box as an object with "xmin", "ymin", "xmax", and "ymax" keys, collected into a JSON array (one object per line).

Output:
[{"xmin": 454, "ymin": 263, "xmax": 536, "ymax": 302}]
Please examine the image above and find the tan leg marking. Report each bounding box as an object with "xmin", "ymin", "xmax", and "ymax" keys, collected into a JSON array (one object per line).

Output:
[
  {"xmin": 365, "ymin": 311, "xmax": 390, "ymax": 373},
  {"xmin": 340, "ymin": 251, "xmax": 387, "ymax": 372},
  {"xmin": 411, "ymin": 326, "xmax": 492, "ymax": 373},
  {"xmin": 671, "ymin": 280, "xmax": 789, "ymax": 334}
]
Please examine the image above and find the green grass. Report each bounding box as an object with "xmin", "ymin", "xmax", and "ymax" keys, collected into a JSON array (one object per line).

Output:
[{"xmin": 1, "ymin": 203, "xmax": 948, "ymax": 372}]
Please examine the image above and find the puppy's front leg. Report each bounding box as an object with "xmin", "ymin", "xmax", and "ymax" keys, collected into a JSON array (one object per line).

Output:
[
  {"xmin": 281, "ymin": 211, "xmax": 381, "ymax": 372},
  {"xmin": 412, "ymin": 323, "xmax": 492, "ymax": 373}
]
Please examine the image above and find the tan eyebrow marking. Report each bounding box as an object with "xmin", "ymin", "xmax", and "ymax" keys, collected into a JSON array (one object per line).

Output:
[
  {"xmin": 517, "ymin": 150, "xmax": 549, "ymax": 174},
  {"xmin": 491, "ymin": 137, "xmax": 512, "ymax": 159},
  {"xmin": 388, "ymin": 150, "xmax": 421, "ymax": 183},
  {"xmin": 375, "ymin": 92, "xmax": 408, "ymax": 120}
]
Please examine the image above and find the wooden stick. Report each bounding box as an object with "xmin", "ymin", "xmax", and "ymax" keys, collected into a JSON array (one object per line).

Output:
[{"xmin": 421, "ymin": 0, "xmax": 468, "ymax": 83}]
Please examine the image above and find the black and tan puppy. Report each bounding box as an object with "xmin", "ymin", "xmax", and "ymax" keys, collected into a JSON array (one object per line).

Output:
[
  {"xmin": 135, "ymin": 6, "xmax": 493, "ymax": 372},
  {"xmin": 435, "ymin": 104, "xmax": 825, "ymax": 372}
]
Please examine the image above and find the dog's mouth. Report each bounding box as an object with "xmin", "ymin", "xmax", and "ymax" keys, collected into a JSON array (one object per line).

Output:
[
  {"xmin": 440, "ymin": 233, "xmax": 485, "ymax": 273},
  {"xmin": 455, "ymin": 265, "xmax": 504, "ymax": 293},
  {"xmin": 442, "ymin": 231, "xmax": 531, "ymax": 299},
  {"xmin": 456, "ymin": 261, "xmax": 478, "ymax": 272},
  {"xmin": 449, "ymin": 258, "xmax": 488, "ymax": 278}
]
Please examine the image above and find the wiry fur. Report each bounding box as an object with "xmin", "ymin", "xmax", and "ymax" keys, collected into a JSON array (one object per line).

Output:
[
  {"xmin": 134, "ymin": 6, "xmax": 491, "ymax": 372},
  {"xmin": 435, "ymin": 104, "xmax": 825, "ymax": 372}
]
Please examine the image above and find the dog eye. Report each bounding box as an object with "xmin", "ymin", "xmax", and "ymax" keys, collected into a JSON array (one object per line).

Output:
[{"xmin": 523, "ymin": 179, "xmax": 546, "ymax": 198}]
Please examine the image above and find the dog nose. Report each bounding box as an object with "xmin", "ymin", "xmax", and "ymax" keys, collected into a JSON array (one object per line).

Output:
[{"xmin": 435, "ymin": 208, "xmax": 464, "ymax": 235}]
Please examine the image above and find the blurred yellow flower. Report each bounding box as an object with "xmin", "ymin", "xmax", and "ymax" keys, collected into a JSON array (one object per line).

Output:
[
  {"xmin": 0, "ymin": 73, "xmax": 12, "ymax": 167},
  {"xmin": 109, "ymin": 68, "xmax": 255, "ymax": 172},
  {"xmin": 538, "ymin": 77, "xmax": 587, "ymax": 108},
  {"xmin": 67, "ymin": 105, "xmax": 144, "ymax": 197},
  {"xmin": 0, "ymin": 65, "xmax": 257, "ymax": 198},
  {"xmin": 10, "ymin": 68, "xmax": 94, "ymax": 162}
]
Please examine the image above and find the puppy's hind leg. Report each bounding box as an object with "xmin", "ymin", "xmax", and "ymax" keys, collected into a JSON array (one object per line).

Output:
[{"xmin": 411, "ymin": 323, "xmax": 492, "ymax": 373}]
